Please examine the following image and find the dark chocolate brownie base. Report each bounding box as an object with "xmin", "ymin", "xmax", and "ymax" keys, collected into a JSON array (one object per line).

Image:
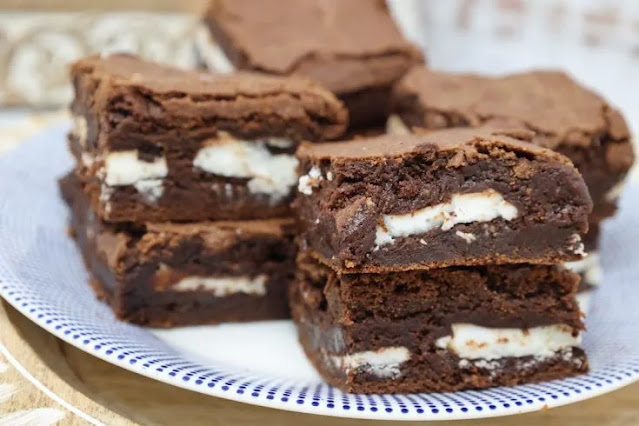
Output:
[
  {"xmin": 61, "ymin": 173, "xmax": 296, "ymax": 327},
  {"xmin": 390, "ymin": 68, "xmax": 634, "ymax": 222},
  {"xmin": 291, "ymin": 254, "xmax": 587, "ymax": 394},
  {"xmin": 295, "ymin": 128, "xmax": 592, "ymax": 273},
  {"xmin": 70, "ymin": 54, "xmax": 347, "ymax": 223}
]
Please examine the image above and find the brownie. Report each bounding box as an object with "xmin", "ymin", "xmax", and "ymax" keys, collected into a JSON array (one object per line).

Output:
[
  {"xmin": 390, "ymin": 67, "xmax": 634, "ymax": 224},
  {"xmin": 291, "ymin": 253, "xmax": 587, "ymax": 394},
  {"xmin": 295, "ymin": 128, "xmax": 593, "ymax": 273},
  {"xmin": 199, "ymin": 0, "xmax": 423, "ymax": 128},
  {"xmin": 69, "ymin": 54, "xmax": 347, "ymax": 223},
  {"xmin": 60, "ymin": 173, "xmax": 296, "ymax": 327}
]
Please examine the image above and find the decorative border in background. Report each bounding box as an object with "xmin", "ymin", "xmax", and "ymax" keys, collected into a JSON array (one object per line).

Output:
[{"xmin": 0, "ymin": 12, "xmax": 200, "ymax": 107}]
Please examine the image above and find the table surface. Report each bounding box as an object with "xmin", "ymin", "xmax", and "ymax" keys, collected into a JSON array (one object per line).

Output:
[{"xmin": 0, "ymin": 111, "xmax": 638, "ymax": 425}]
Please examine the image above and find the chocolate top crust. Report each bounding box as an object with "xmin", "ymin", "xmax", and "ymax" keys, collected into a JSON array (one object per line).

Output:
[
  {"xmin": 297, "ymin": 127, "xmax": 573, "ymax": 164},
  {"xmin": 204, "ymin": 0, "xmax": 423, "ymax": 94},
  {"xmin": 70, "ymin": 54, "xmax": 347, "ymax": 143},
  {"xmin": 392, "ymin": 67, "xmax": 632, "ymax": 170}
]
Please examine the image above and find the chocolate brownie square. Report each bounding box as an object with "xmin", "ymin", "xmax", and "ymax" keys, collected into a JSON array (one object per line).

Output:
[
  {"xmin": 295, "ymin": 128, "xmax": 593, "ymax": 273},
  {"xmin": 390, "ymin": 67, "xmax": 634, "ymax": 224},
  {"xmin": 199, "ymin": 0, "xmax": 423, "ymax": 128},
  {"xmin": 290, "ymin": 253, "xmax": 587, "ymax": 394},
  {"xmin": 60, "ymin": 173, "xmax": 296, "ymax": 327},
  {"xmin": 69, "ymin": 54, "xmax": 347, "ymax": 223}
]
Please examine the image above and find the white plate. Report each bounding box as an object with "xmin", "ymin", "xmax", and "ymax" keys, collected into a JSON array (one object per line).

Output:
[{"xmin": 1, "ymin": 124, "xmax": 638, "ymax": 421}]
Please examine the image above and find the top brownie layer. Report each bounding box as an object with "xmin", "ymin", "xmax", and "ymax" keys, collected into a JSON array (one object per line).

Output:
[
  {"xmin": 295, "ymin": 128, "xmax": 592, "ymax": 273},
  {"xmin": 72, "ymin": 54, "xmax": 347, "ymax": 146},
  {"xmin": 69, "ymin": 55, "xmax": 347, "ymax": 222},
  {"xmin": 202, "ymin": 0, "xmax": 423, "ymax": 127},
  {"xmin": 203, "ymin": 0, "xmax": 422, "ymax": 94},
  {"xmin": 391, "ymin": 67, "xmax": 634, "ymax": 221}
]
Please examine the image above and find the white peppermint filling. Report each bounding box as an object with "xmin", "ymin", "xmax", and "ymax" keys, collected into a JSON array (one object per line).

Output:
[
  {"xmin": 71, "ymin": 114, "xmax": 88, "ymax": 146},
  {"xmin": 375, "ymin": 190, "xmax": 518, "ymax": 246},
  {"xmin": 298, "ymin": 166, "xmax": 323, "ymax": 195},
  {"xmin": 170, "ymin": 275, "xmax": 267, "ymax": 296},
  {"xmin": 455, "ymin": 230, "xmax": 476, "ymax": 243},
  {"xmin": 330, "ymin": 346, "xmax": 411, "ymax": 378},
  {"xmin": 564, "ymin": 251, "xmax": 602, "ymax": 286},
  {"xmin": 103, "ymin": 150, "xmax": 168, "ymax": 202},
  {"xmin": 385, "ymin": 114, "xmax": 411, "ymax": 135},
  {"xmin": 133, "ymin": 179, "xmax": 165, "ymax": 202},
  {"xmin": 436, "ymin": 323, "xmax": 581, "ymax": 361},
  {"xmin": 568, "ymin": 233, "xmax": 586, "ymax": 257},
  {"xmin": 193, "ymin": 137, "xmax": 298, "ymax": 202},
  {"xmin": 104, "ymin": 150, "xmax": 168, "ymax": 186},
  {"xmin": 195, "ymin": 25, "xmax": 236, "ymax": 74}
]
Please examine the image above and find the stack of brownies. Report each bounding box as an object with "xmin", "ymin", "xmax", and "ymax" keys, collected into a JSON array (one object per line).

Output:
[
  {"xmin": 60, "ymin": 54, "xmax": 347, "ymax": 327},
  {"xmin": 56, "ymin": 0, "xmax": 637, "ymax": 395},
  {"xmin": 291, "ymin": 127, "xmax": 594, "ymax": 393},
  {"xmin": 388, "ymin": 67, "xmax": 635, "ymax": 305}
]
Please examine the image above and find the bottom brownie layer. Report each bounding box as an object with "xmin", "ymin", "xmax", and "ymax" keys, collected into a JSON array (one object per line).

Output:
[
  {"xmin": 291, "ymin": 254, "xmax": 588, "ymax": 393},
  {"xmin": 61, "ymin": 173, "xmax": 296, "ymax": 327},
  {"xmin": 297, "ymin": 317, "xmax": 587, "ymax": 394}
]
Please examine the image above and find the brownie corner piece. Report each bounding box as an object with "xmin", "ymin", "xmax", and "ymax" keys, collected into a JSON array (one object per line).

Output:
[
  {"xmin": 290, "ymin": 253, "xmax": 587, "ymax": 394},
  {"xmin": 200, "ymin": 0, "xmax": 423, "ymax": 128},
  {"xmin": 390, "ymin": 66, "xmax": 634, "ymax": 222},
  {"xmin": 61, "ymin": 172, "xmax": 296, "ymax": 327},
  {"xmin": 68, "ymin": 54, "xmax": 347, "ymax": 223},
  {"xmin": 295, "ymin": 128, "xmax": 593, "ymax": 272}
]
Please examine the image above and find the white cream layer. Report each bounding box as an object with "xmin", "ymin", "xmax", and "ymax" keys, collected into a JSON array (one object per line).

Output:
[
  {"xmin": 171, "ymin": 275, "xmax": 267, "ymax": 296},
  {"xmin": 330, "ymin": 346, "xmax": 411, "ymax": 378},
  {"xmin": 375, "ymin": 190, "xmax": 518, "ymax": 246},
  {"xmin": 297, "ymin": 166, "xmax": 323, "ymax": 195},
  {"xmin": 195, "ymin": 25, "xmax": 236, "ymax": 74},
  {"xmin": 193, "ymin": 136, "xmax": 298, "ymax": 202},
  {"xmin": 103, "ymin": 150, "xmax": 168, "ymax": 202},
  {"xmin": 436, "ymin": 323, "xmax": 581, "ymax": 360}
]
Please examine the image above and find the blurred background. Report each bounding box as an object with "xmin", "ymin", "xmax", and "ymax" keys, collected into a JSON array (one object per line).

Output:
[{"xmin": 0, "ymin": 0, "xmax": 638, "ymax": 137}]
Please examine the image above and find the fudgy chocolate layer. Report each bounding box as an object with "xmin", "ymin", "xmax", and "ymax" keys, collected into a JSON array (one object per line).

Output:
[
  {"xmin": 202, "ymin": 0, "xmax": 423, "ymax": 128},
  {"xmin": 297, "ymin": 251, "xmax": 582, "ymax": 326},
  {"xmin": 391, "ymin": 68, "xmax": 634, "ymax": 222},
  {"xmin": 70, "ymin": 54, "xmax": 347, "ymax": 222},
  {"xmin": 295, "ymin": 128, "xmax": 592, "ymax": 273},
  {"xmin": 290, "ymin": 255, "xmax": 587, "ymax": 393},
  {"xmin": 61, "ymin": 173, "xmax": 296, "ymax": 327},
  {"xmin": 69, "ymin": 135, "xmax": 295, "ymax": 222}
]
